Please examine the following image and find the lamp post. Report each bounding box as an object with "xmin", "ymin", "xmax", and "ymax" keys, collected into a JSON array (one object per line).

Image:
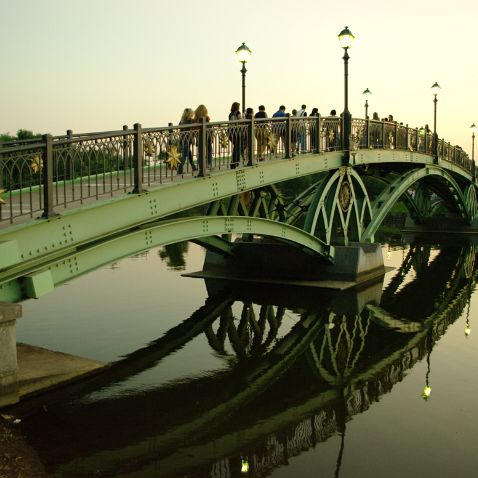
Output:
[
  {"xmin": 362, "ymin": 88, "xmax": 372, "ymax": 119},
  {"xmin": 431, "ymin": 82, "xmax": 440, "ymax": 162},
  {"xmin": 235, "ymin": 42, "xmax": 252, "ymax": 115},
  {"xmin": 471, "ymin": 123, "xmax": 477, "ymax": 181},
  {"xmin": 338, "ymin": 26, "xmax": 355, "ymax": 163},
  {"xmin": 471, "ymin": 123, "xmax": 477, "ymax": 163}
]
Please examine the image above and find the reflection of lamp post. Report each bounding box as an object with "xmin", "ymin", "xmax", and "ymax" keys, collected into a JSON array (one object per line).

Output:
[
  {"xmin": 422, "ymin": 351, "xmax": 432, "ymax": 400},
  {"xmin": 465, "ymin": 310, "xmax": 472, "ymax": 337},
  {"xmin": 465, "ymin": 279, "xmax": 472, "ymax": 337},
  {"xmin": 338, "ymin": 26, "xmax": 355, "ymax": 163},
  {"xmin": 362, "ymin": 88, "xmax": 372, "ymax": 119},
  {"xmin": 431, "ymin": 82, "xmax": 440, "ymax": 162},
  {"xmin": 422, "ymin": 332, "xmax": 432, "ymax": 401},
  {"xmin": 241, "ymin": 457, "xmax": 250, "ymax": 473},
  {"xmin": 235, "ymin": 42, "xmax": 252, "ymax": 115}
]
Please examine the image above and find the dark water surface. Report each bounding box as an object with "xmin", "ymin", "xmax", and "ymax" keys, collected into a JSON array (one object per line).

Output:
[{"xmin": 12, "ymin": 238, "xmax": 478, "ymax": 477}]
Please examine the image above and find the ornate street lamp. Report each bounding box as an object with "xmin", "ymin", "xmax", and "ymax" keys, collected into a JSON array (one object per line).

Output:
[
  {"xmin": 338, "ymin": 26, "xmax": 355, "ymax": 163},
  {"xmin": 362, "ymin": 88, "xmax": 372, "ymax": 119},
  {"xmin": 470, "ymin": 123, "xmax": 477, "ymax": 181},
  {"xmin": 471, "ymin": 123, "xmax": 477, "ymax": 163},
  {"xmin": 235, "ymin": 42, "xmax": 252, "ymax": 115},
  {"xmin": 431, "ymin": 82, "xmax": 441, "ymax": 162}
]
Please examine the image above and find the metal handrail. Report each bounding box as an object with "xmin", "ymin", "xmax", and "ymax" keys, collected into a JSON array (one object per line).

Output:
[{"xmin": 0, "ymin": 114, "xmax": 473, "ymax": 224}]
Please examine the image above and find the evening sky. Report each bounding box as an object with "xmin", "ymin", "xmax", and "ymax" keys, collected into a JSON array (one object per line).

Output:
[{"xmin": 1, "ymin": 0, "xmax": 477, "ymax": 154}]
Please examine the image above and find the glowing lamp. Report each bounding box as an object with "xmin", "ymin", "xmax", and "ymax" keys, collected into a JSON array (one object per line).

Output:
[
  {"xmin": 431, "ymin": 82, "xmax": 441, "ymax": 95},
  {"xmin": 236, "ymin": 43, "xmax": 252, "ymax": 63},
  {"xmin": 338, "ymin": 26, "xmax": 355, "ymax": 49},
  {"xmin": 422, "ymin": 386, "xmax": 432, "ymax": 400},
  {"xmin": 362, "ymin": 88, "xmax": 372, "ymax": 98}
]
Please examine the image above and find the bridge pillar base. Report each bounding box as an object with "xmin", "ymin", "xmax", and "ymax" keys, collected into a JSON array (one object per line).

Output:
[
  {"xmin": 0, "ymin": 302, "xmax": 22, "ymax": 408},
  {"xmin": 201, "ymin": 239, "xmax": 384, "ymax": 287},
  {"xmin": 320, "ymin": 242, "xmax": 385, "ymax": 283}
]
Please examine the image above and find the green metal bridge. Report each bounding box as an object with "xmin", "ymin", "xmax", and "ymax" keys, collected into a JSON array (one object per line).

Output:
[{"xmin": 0, "ymin": 114, "xmax": 476, "ymax": 301}]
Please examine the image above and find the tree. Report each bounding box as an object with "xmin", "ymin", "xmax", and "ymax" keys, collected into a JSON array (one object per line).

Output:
[
  {"xmin": 0, "ymin": 133, "xmax": 16, "ymax": 143},
  {"xmin": 0, "ymin": 129, "xmax": 41, "ymax": 143},
  {"xmin": 16, "ymin": 129, "xmax": 41, "ymax": 140}
]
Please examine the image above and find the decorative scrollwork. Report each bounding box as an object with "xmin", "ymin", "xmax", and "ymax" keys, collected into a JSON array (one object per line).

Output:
[
  {"xmin": 266, "ymin": 132, "xmax": 278, "ymax": 154},
  {"xmin": 465, "ymin": 185, "xmax": 478, "ymax": 221},
  {"xmin": 144, "ymin": 141, "xmax": 156, "ymax": 158},
  {"xmin": 219, "ymin": 132, "xmax": 229, "ymax": 149},
  {"xmin": 339, "ymin": 181, "xmax": 352, "ymax": 212},
  {"xmin": 165, "ymin": 145, "xmax": 181, "ymax": 169},
  {"xmin": 304, "ymin": 167, "xmax": 373, "ymax": 246},
  {"xmin": 31, "ymin": 154, "xmax": 42, "ymax": 173}
]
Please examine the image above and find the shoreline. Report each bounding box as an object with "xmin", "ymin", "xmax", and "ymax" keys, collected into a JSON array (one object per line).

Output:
[{"xmin": 0, "ymin": 416, "xmax": 47, "ymax": 478}]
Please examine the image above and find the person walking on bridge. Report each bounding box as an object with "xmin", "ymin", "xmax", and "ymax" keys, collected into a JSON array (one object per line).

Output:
[
  {"xmin": 254, "ymin": 105, "xmax": 268, "ymax": 161},
  {"xmin": 272, "ymin": 106, "xmax": 287, "ymax": 154},
  {"xmin": 297, "ymin": 104, "xmax": 308, "ymax": 153},
  {"xmin": 178, "ymin": 108, "xmax": 196, "ymax": 175},
  {"xmin": 228, "ymin": 102, "xmax": 242, "ymax": 169},
  {"xmin": 194, "ymin": 104, "xmax": 213, "ymax": 171},
  {"xmin": 310, "ymin": 107, "xmax": 319, "ymax": 151}
]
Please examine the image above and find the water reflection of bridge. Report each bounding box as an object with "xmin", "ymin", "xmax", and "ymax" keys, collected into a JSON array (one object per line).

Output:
[{"xmin": 11, "ymin": 241, "xmax": 477, "ymax": 477}]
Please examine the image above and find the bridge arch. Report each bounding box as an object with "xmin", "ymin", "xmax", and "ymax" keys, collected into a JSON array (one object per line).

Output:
[
  {"xmin": 1, "ymin": 215, "xmax": 334, "ymax": 302},
  {"xmin": 303, "ymin": 167, "xmax": 373, "ymax": 246},
  {"xmin": 362, "ymin": 166, "xmax": 474, "ymax": 242}
]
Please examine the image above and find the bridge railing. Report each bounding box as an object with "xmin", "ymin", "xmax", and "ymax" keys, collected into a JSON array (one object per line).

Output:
[{"xmin": 0, "ymin": 114, "xmax": 473, "ymax": 224}]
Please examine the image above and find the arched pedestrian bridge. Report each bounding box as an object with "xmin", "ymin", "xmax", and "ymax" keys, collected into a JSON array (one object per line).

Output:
[{"xmin": 0, "ymin": 114, "xmax": 477, "ymax": 301}]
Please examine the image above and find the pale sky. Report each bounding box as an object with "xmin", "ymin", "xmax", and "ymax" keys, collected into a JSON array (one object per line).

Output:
[{"xmin": 1, "ymin": 0, "xmax": 477, "ymax": 155}]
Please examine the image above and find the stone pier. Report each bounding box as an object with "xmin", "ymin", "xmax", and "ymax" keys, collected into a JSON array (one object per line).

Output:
[
  {"xmin": 0, "ymin": 302, "xmax": 22, "ymax": 407},
  {"xmin": 190, "ymin": 238, "xmax": 385, "ymax": 290},
  {"xmin": 1, "ymin": 302, "xmax": 105, "ymax": 408}
]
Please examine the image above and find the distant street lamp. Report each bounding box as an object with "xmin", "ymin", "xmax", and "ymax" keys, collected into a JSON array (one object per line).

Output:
[
  {"xmin": 471, "ymin": 123, "xmax": 477, "ymax": 163},
  {"xmin": 338, "ymin": 26, "xmax": 355, "ymax": 162},
  {"xmin": 431, "ymin": 82, "xmax": 441, "ymax": 162},
  {"xmin": 235, "ymin": 42, "xmax": 252, "ymax": 115},
  {"xmin": 362, "ymin": 88, "xmax": 372, "ymax": 119}
]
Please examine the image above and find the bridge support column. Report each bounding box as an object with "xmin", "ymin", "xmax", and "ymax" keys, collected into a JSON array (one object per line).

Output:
[
  {"xmin": 198, "ymin": 239, "xmax": 384, "ymax": 287},
  {"xmin": 0, "ymin": 302, "xmax": 22, "ymax": 407}
]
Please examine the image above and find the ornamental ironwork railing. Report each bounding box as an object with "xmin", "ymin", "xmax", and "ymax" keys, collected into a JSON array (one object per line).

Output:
[{"xmin": 0, "ymin": 114, "xmax": 473, "ymax": 224}]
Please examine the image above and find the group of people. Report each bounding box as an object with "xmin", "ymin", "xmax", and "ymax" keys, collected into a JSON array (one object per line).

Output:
[
  {"xmin": 178, "ymin": 105, "xmax": 212, "ymax": 174},
  {"xmin": 177, "ymin": 103, "xmax": 325, "ymax": 174}
]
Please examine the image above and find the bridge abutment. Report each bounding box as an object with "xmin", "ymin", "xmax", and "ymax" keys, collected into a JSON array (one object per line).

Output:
[
  {"xmin": 0, "ymin": 302, "xmax": 22, "ymax": 407},
  {"xmin": 196, "ymin": 239, "xmax": 385, "ymax": 289}
]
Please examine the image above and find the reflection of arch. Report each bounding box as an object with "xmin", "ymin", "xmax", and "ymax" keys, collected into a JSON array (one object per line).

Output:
[
  {"xmin": 309, "ymin": 312, "xmax": 371, "ymax": 386},
  {"xmin": 205, "ymin": 303, "xmax": 284, "ymax": 358},
  {"xmin": 412, "ymin": 244, "xmax": 431, "ymax": 275}
]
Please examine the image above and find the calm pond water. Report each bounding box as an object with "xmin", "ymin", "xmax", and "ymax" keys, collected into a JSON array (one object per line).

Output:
[{"xmin": 10, "ymin": 237, "xmax": 478, "ymax": 478}]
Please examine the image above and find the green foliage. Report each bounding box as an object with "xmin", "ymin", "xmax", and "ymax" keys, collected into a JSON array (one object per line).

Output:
[
  {"xmin": 16, "ymin": 129, "xmax": 41, "ymax": 140},
  {"xmin": 0, "ymin": 129, "xmax": 41, "ymax": 144},
  {"xmin": 0, "ymin": 133, "xmax": 16, "ymax": 143}
]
